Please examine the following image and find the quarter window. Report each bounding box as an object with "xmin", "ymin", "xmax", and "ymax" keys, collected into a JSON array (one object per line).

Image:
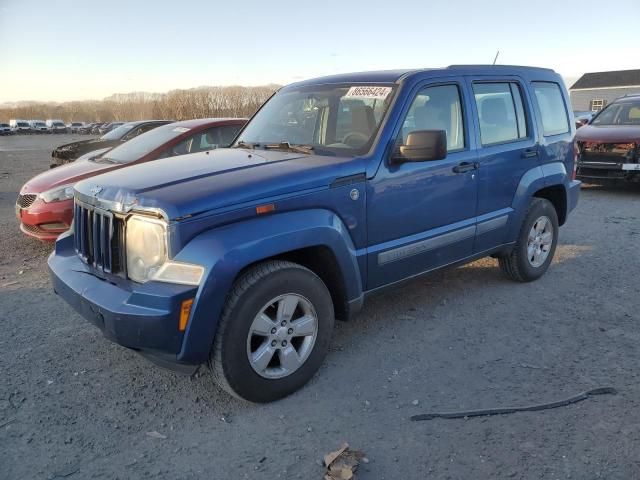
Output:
[
  {"xmin": 400, "ymin": 84, "xmax": 465, "ymax": 151},
  {"xmin": 473, "ymin": 82, "xmax": 528, "ymax": 146},
  {"xmin": 532, "ymin": 82, "xmax": 570, "ymax": 136}
]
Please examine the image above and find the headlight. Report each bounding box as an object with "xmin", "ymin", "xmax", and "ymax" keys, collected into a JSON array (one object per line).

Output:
[
  {"xmin": 125, "ymin": 214, "xmax": 204, "ymax": 286},
  {"xmin": 126, "ymin": 215, "xmax": 168, "ymax": 283},
  {"xmin": 39, "ymin": 185, "xmax": 74, "ymax": 203}
]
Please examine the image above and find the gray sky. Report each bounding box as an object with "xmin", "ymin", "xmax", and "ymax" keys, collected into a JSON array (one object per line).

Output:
[{"xmin": 0, "ymin": 0, "xmax": 638, "ymax": 102}]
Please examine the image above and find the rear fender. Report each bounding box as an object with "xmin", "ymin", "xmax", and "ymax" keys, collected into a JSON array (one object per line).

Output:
[{"xmin": 507, "ymin": 162, "xmax": 568, "ymax": 240}]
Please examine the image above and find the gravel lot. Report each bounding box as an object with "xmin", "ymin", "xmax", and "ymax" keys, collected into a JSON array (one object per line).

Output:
[{"xmin": 1, "ymin": 134, "xmax": 639, "ymax": 479}]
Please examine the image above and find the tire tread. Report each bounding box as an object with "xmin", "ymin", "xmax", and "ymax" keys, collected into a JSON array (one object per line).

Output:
[{"xmin": 209, "ymin": 260, "xmax": 315, "ymax": 400}]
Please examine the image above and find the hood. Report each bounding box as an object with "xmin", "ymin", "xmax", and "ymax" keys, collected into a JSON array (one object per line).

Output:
[
  {"xmin": 75, "ymin": 148, "xmax": 366, "ymax": 220},
  {"xmin": 21, "ymin": 158, "xmax": 115, "ymax": 194},
  {"xmin": 54, "ymin": 138, "xmax": 100, "ymax": 151},
  {"xmin": 53, "ymin": 138, "xmax": 120, "ymax": 160},
  {"xmin": 576, "ymin": 124, "xmax": 640, "ymax": 144}
]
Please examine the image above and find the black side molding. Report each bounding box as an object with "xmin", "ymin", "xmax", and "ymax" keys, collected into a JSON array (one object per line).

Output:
[{"xmin": 330, "ymin": 173, "xmax": 366, "ymax": 188}]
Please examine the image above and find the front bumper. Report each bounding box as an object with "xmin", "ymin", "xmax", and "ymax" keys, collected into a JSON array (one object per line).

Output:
[
  {"xmin": 577, "ymin": 161, "xmax": 640, "ymax": 181},
  {"xmin": 48, "ymin": 233, "xmax": 198, "ymax": 361},
  {"xmin": 16, "ymin": 197, "xmax": 73, "ymax": 241}
]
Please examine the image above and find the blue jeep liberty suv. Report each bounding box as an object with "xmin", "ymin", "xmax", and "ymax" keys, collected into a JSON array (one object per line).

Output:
[{"xmin": 49, "ymin": 65, "xmax": 581, "ymax": 402}]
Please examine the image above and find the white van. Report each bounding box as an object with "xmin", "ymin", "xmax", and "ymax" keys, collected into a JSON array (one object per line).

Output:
[
  {"xmin": 9, "ymin": 119, "xmax": 31, "ymax": 133},
  {"xmin": 45, "ymin": 119, "xmax": 67, "ymax": 133}
]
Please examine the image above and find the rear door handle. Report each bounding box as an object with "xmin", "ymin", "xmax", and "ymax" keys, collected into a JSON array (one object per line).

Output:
[
  {"xmin": 452, "ymin": 161, "xmax": 479, "ymax": 174},
  {"xmin": 521, "ymin": 148, "xmax": 539, "ymax": 158}
]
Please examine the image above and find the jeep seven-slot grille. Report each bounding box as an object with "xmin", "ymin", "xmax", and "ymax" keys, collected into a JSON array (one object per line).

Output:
[
  {"xmin": 73, "ymin": 201, "xmax": 123, "ymax": 273},
  {"xmin": 17, "ymin": 194, "xmax": 37, "ymax": 209}
]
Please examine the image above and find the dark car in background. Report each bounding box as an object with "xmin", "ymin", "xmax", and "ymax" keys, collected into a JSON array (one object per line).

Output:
[
  {"xmin": 576, "ymin": 94, "xmax": 640, "ymax": 183},
  {"xmin": 50, "ymin": 120, "xmax": 173, "ymax": 167},
  {"xmin": 90, "ymin": 123, "xmax": 105, "ymax": 135},
  {"xmin": 79, "ymin": 122, "xmax": 99, "ymax": 134},
  {"xmin": 17, "ymin": 118, "xmax": 245, "ymax": 241}
]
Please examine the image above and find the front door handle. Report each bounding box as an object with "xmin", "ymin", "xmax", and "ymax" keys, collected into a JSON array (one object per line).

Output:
[
  {"xmin": 452, "ymin": 161, "xmax": 479, "ymax": 174},
  {"xmin": 521, "ymin": 148, "xmax": 539, "ymax": 158}
]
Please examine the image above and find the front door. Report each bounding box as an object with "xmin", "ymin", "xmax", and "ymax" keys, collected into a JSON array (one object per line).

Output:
[{"xmin": 366, "ymin": 80, "xmax": 479, "ymax": 289}]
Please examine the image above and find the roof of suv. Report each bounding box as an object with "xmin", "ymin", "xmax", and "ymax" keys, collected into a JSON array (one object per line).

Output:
[{"xmin": 289, "ymin": 65, "xmax": 557, "ymax": 87}]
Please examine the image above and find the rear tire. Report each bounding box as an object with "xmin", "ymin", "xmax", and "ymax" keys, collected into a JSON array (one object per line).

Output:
[
  {"xmin": 498, "ymin": 198, "xmax": 559, "ymax": 282},
  {"xmin": 209, "ymin": 260, "xmax": 334, "ymax": 402}
]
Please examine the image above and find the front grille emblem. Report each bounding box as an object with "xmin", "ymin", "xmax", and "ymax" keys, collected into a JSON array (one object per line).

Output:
[{"xmin": 90, "ymin": 186, "xmax": 103, "ymax": 196}]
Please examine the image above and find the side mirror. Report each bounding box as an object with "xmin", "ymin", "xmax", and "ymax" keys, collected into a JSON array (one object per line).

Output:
[{"xmin": 393, "ymin": 130, "xmax": 447, "ymax": 163}]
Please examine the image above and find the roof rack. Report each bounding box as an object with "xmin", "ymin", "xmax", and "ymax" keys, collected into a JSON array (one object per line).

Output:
[{"xmin": 447, "ymin": 64, "xmax": 555, "ymax": 72}]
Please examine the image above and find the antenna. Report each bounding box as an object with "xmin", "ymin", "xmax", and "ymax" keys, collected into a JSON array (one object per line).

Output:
[{"xmin": 492, "ymin": 50, "xmax": 500, "ymax": 65}]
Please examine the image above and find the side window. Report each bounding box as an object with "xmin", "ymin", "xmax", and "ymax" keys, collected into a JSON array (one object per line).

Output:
[
  {"xmin": 473, "ymin": 82, "xmax": 527, "ymax": 145},
  {"xmin": 400, "ymin": 84, "xmax": 465, "ymax": 151},
  {"xmin": 532, "ymin": 82, "xmax": 570, "ymax": 136}
]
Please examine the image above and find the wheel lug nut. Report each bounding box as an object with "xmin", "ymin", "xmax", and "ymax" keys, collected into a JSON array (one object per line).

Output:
[
  {"xmin": 288, "ymin": 328, "xmax": 293, "ymax": 335},
  {"xmin": 281, "ymin": 321, "xmax": 287, "ymax": 327},
  {"xmin": 271, "ymin": 340, "xmax": 277, "ymax": 347},
  {"xmin": 271, "ymin": 327, "xmax": 277, "ymax": 334},
  {"xmin": 281, "ymin": 340, "xmax": 287, "ymax": 347}
]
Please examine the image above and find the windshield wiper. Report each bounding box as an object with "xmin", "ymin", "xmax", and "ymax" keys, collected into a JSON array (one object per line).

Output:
[
  {"xmin": 262, "ymin": 142, "xmax": 314, "ymax": 155},
  {"xmin": 232, "ymin": 140, "xmax": 258, "ymax": 149}
]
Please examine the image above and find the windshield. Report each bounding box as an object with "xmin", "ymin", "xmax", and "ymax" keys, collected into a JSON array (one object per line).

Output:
[
  {"xmin": 100, "ymin": 123, "xmax": 134, "ymax": 140},
  {"xmin": 234, "ymin": 84, "xmax": 396, "ymax": 156},
  {"xmin": 102, "ymin": 124, "xmax": 190, "ymax": 163},
  {"xmin": 592, "ymin": 99, "xmax": 640, "ymax": 126},
  {"xmin": 18, "ymin": 122, "xmax": 29, "ymax": 127}
]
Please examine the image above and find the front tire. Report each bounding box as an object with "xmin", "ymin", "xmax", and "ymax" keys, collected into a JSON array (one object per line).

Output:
[
  {"xmin": 209, "ymin": 260, "xmax": 334, "ymax": 402},
  {"xmin": 498, "ymin": 198, "xmax": 559, "ymax": 282}
]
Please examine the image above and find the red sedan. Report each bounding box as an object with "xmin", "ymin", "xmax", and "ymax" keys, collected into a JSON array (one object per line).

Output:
[{"xmin": 16, "ymin": 118, "xmax": 246, "ymax": 241}]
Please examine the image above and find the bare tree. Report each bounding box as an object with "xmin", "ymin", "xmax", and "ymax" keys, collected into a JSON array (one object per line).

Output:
[{"xmin": 0, "ymin": 85, "xmax": 279, "ymax": 123}]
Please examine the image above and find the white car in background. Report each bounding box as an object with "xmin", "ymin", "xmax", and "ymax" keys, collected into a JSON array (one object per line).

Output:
[
  {"xmin": 10, "ymin": 119, "xmax": 31, "ymax": 133},
  {"xmin": 69, "ymin": 122, "xmax": 85, "ymax": 133},
  {"xmin": 29, "ymin": 120, "xmax": 48, "ymax": 133},
  {"xmin": 46, "ymin": 119, "xmax": 67, "ymax": 133},
  {"xmin": 0, "ymin": 123, "xmax": 12, "ymax": 135}
]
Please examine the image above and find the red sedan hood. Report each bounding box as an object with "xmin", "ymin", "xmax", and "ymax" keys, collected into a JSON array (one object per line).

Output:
[
  {"xmin": 21, "ymin": 159, "xmax": 116, "ymax": 194},
  {"xmin": 576, "ymin": 124, "xmax": 640, "ymax": 144}
]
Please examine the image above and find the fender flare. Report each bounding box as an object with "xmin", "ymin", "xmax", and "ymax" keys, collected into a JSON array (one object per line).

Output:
[
  {"xmin": 173, "ymin": 208, "xmax": 363, "ymax": 363},
  {"xmin": 507, "ymin": 162, "xmax": 569, "ymax": 241}
]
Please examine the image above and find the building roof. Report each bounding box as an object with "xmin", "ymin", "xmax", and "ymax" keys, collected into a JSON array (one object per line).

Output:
[{"xmin": 570, "ymin": 69, "xmax": 640, "ymax": 90}]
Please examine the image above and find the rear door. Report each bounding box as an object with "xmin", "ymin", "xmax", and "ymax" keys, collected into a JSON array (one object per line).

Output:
[{"xmin": 466, "ymin": 77, "xmax": 539, "ymax": 252}]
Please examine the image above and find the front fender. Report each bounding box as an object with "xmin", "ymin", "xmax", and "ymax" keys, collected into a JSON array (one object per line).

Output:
[{"xmin": 173, "ymin": 208, "xmax": 362, "ymax": 363}]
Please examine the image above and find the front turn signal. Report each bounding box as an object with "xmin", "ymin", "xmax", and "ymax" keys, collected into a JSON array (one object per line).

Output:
[{"xmin": 179, "ymin": 299, "xmax": 194, "ymax": 332}]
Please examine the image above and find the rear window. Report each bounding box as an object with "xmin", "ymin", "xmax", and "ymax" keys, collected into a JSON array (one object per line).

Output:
[
  {"xmin": 100, "ymin": 123, "xmax": 134, "ymax": 140},
  {"xmin": 531, "ymin": 82, "xmax": 570, "ymax": 136}
]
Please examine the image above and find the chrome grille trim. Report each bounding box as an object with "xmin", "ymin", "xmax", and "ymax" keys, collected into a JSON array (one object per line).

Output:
[{"xmin": 73, "ymin": 200, "xmax": 120, "ymax": 273}]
